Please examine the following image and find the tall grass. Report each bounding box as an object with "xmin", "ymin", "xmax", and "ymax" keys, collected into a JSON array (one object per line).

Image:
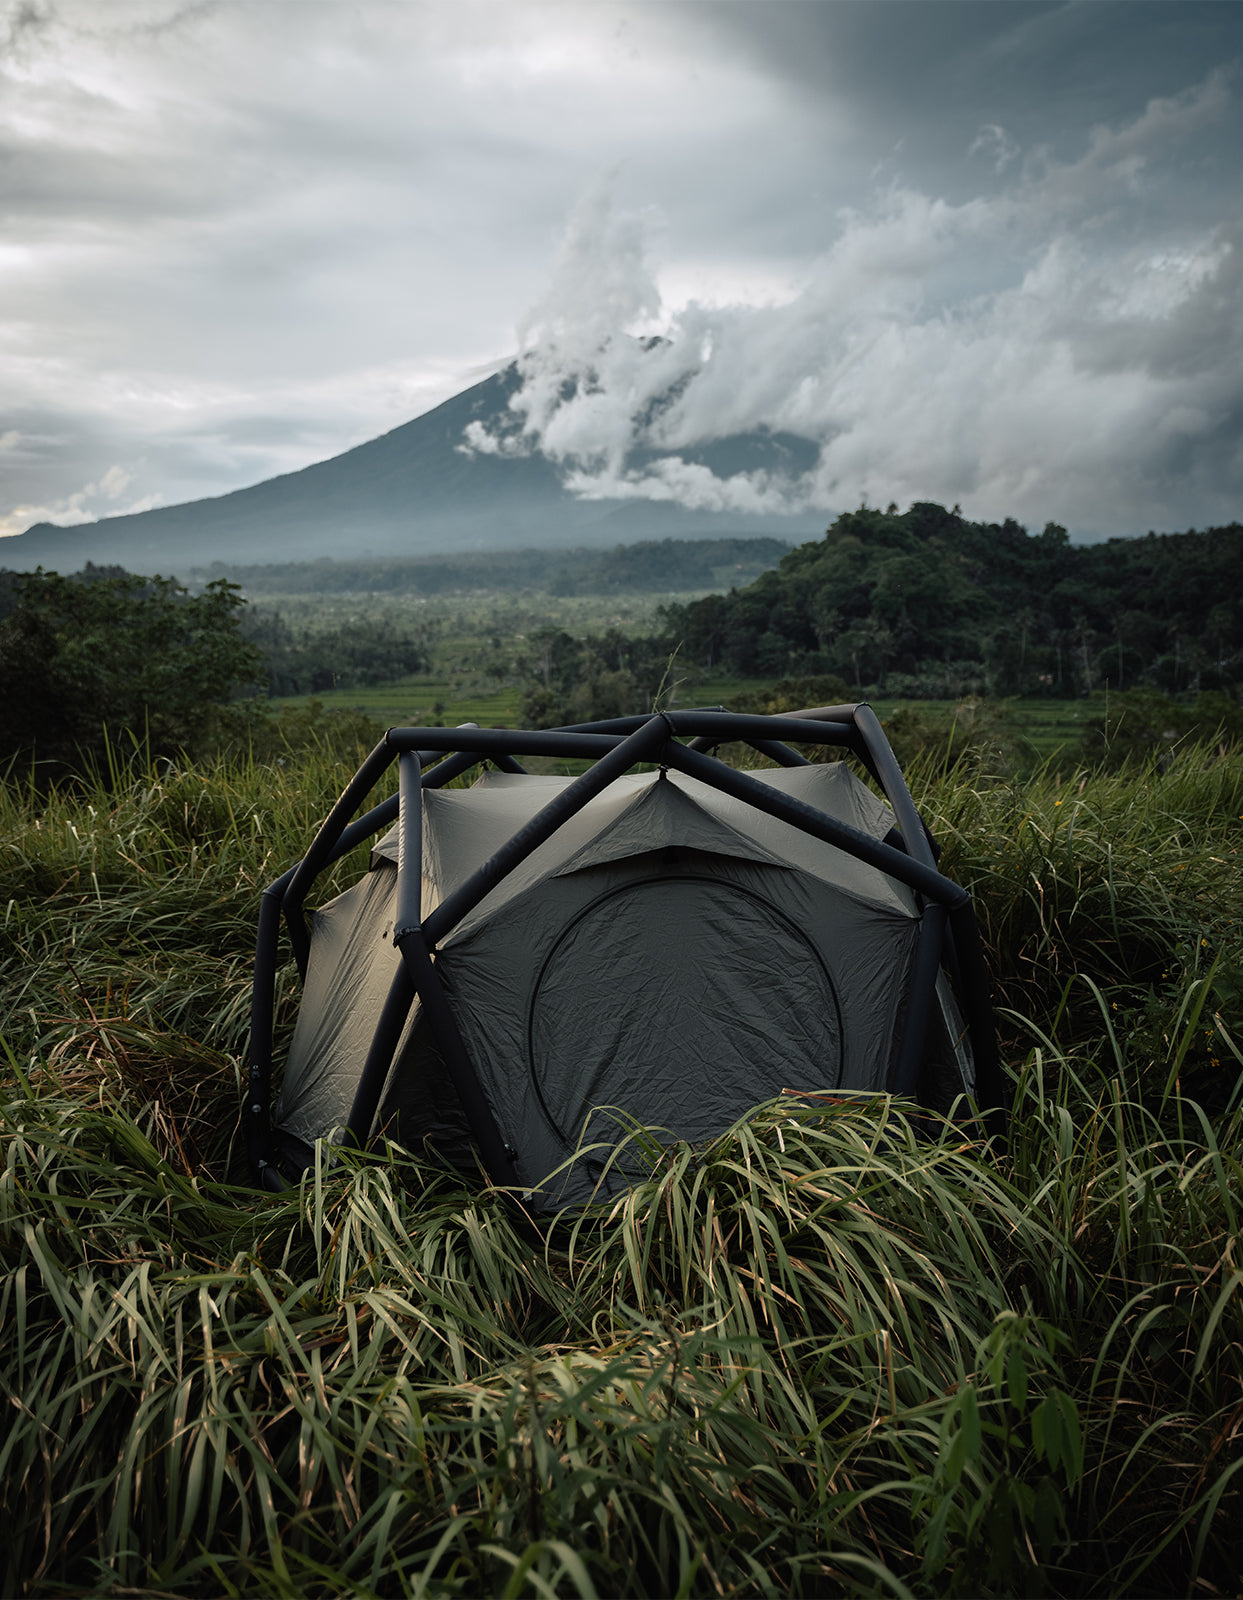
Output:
[
  {"xmin": 2, "ymin": 740, "xmax": 1241, "ymax": 1596},
  {"xmin": 913, "ymin": 751, "xmax": 1242, "ymax": 1090}
]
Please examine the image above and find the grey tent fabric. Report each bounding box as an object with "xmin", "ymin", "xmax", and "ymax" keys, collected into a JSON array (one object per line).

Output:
[
  {"xmin": 275, "ymin": 864, "xmax": 399, "ymax": 1151},
  {"xmin": 273, "ymin": 761, "xmax": 974, "ymax": 1205},
  {"xmin": 527, "ymin": 873, "xmax": 843, "ymax": 1143}
]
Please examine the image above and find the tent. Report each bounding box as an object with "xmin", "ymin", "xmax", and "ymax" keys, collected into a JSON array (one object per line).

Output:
[{"xmin": 247, "ymin": 706, "xmax": 1000, "ymax": 1205}]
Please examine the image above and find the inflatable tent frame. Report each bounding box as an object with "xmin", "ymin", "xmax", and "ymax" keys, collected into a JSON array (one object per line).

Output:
[{"xmin": 247, "ymin": 704, "xmax": 1001, "ymax": 1193}]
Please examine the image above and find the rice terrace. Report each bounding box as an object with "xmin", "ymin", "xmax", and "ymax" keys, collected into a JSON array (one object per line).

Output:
[{"xmin": 2, "ymin": 511, "xmax": 1241, "ymax": 1598}]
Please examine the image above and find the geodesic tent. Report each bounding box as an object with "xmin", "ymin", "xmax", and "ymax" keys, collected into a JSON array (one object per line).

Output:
[{"xmin": 247, "ymin": 707, "xmax": 1000, "ymax": 1207}]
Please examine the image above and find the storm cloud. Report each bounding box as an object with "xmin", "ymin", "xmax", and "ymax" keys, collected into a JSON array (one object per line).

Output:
[
  {"xmin": 2, "ymin": 1, "xmax": 1241, "ymax": 542},
  {"xmin": 477, "ymin": 76, "xmax": 1242, "ymax": 535}
]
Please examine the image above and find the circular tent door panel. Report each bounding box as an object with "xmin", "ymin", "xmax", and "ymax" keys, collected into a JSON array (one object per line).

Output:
[{"xmin": 528, "ymin": 875, "xmax": 843, "ymax": 1149}]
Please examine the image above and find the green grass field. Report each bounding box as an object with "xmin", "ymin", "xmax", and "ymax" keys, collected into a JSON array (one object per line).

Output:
[
  {"xmin": 286, "ymin": 677, "xmax": 527, "ymax": 728},
  {"xmin": 271, "ymin": 673, "xmax": 775, "ymax": 730},
  {"xmin": 251, "ymin": 574, "xmax": 1115, "ymax": 763},
  {"xmin": 282, "ymin": 672, "xmax": 1108, "ymax": 768},
  {"xmin": 3, "ymin": 734, "xmax": 1241, "ymax": 1596}
]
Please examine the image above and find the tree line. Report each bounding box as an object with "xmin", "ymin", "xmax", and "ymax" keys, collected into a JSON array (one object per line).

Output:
[
  {"xmin": 658, "ymin": 504, "xmax": 1242, "ymax": 699},
  {"xmin": 517, "ymin": 626, "xmax": 681, "ymax": 728},
  {"xmin": 191, "ymin": 536, "xmax": 790, "ymax": 598},
  {"xmin": 4, "ymin": 505, "xmax": 1240, "ymax": 777},
  {"xmin": 0, "ymin": 565, "xmax": 435, "ymax": 776},
  {"xmin": 237, "ymin": 605, "xmax": 427, "ymax": 697}
]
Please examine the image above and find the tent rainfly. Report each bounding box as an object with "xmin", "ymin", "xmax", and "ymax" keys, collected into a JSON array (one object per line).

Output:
[{"xmin": 247, "ymin": 706, "xmax": 1001, "ymax": 1207}]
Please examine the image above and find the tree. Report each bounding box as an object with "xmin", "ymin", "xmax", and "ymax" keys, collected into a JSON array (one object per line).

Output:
[
  {"xmin": 238, "ymin": 605, "xmax": 426, "ymax": 696},
  {"xmin": 517, "ymin": 625, "xmax": 682, "ymax": 728},
  {"xmin": 0, "ymin": 569, "xmax": 264, "ymax": 776},
  {"xmin": 662, "ymin": 506, "xmax": 1243, "ymax": 698}
]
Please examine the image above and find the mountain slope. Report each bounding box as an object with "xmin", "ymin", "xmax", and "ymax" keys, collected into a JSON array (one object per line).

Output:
[{"xmin": 6, "ymin": 367, "xmax": 827, "ymax": 574}]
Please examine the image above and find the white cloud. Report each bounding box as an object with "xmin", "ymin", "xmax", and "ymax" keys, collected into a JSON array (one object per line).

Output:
[
  {"xmin": 465, "ymin": 72, "xmax": 1241, "ymax": 534},
  {"xmin": 0, "ymin": 464, "xmax": 161, "ymax": 538},
  {"xmin": 97, "ymin": 463, "xmax": 132, "ymax": 499}
]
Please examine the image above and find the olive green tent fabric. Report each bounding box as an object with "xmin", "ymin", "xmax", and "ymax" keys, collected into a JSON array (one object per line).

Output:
[{"xmin": 273, "ymin": 763, "xmax": 973, "ymax": 1203}]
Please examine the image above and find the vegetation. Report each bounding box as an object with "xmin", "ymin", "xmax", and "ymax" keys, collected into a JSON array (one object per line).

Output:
[
  {"xmin": 1080, "ymin": 689, "xmax": 1243, "ymax": 765},
  {"xmin": 235, "ymin": 588, "xmax": 708, "ymax": 712},
  {"xmin": 661, "ymin": 506, "xmax": 1243, "ymax": 697},
  {"xmin": 192, "ymin": 538, "xmax": 791, "ymax": 598},
  {"xmin": 2, "ymin": 728, "xmax": 1241, "ymax": 1597},
  {"xmin": 239, "ymin": 605, "xmax": 428, "ymax": 698},
  {"xmin": 3, "ymin": 519, "xmax": 1241, "ymax": 1590},
  {"xmin": 517, "ymin": 626, "xmax": 687, "ymax": 727},
  {"xmin": 11, "ymin": 507, "xmax": 1241, "ymax": 777},
  {"xmin": 1, "ymin": 540, "xmax": 769, "ymax": 775},
  {"xmin": 234, "ymin": 509, "xmax": 1242, "ymax": 745},
  {"xmin": 0, "ymin": 566, "xmax": 263, "ymax": 779}
]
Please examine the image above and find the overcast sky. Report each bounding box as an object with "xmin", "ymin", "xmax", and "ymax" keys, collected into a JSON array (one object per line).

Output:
[{"xmin": 2, "ymin": 0, "xmax": 1241, "ymax": 544}]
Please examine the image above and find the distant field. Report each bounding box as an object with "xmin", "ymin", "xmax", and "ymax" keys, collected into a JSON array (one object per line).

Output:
[
  {"xmin": 281, "ymin": 678, "xmax": 526, "ymax": 728},
  {"xmin": 271, "ymin": 669, "xmax": 777, "ymax": 729},
  {"xmin": 868, "ymin": 695, "xmax": 1106, "ymax": 760},
  {"xmin": 255, "ymin": 579, "xmax": 1105, "ymax": 762},
  {"xmin": 277, "ymin": 673, "xmax": 1106, "ymax": 761}
]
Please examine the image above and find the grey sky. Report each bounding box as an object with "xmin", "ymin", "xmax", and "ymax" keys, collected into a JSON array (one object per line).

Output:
[{"xmin": 2, "ymin": 0, "xmax": 1241, "ymax": 544}]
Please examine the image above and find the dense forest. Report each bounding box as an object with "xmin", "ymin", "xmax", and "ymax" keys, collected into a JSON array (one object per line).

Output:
[
  {"xmin": 236, "ymin": 605, "xmax": 429, "ymax": 697},
  {"xmin": 661, "ymin": 505, "xmax": 1243, "ymax": 698},
  {"xmin": 513, "ymin": 507, "xmax": 1243, "ymax": 728}
]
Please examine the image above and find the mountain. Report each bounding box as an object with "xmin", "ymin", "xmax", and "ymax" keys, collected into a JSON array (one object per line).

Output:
[{"xmin": 5, "ymin": 366, "xmax": 829, "ymax": 575}]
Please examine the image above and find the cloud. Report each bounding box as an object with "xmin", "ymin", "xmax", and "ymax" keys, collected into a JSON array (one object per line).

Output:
[
  {"xmin": 969, "ymin": 123, "xmax": 1020, "ymax": 174},
  {"xmin": 0, "ymin": 0, "xmax": 56, "ymax": 56},
  {"xmin": 3, "ymin": 3, "xmax": 1241, "ymax": 544},
  {"xmin": 0, "ymin": 463, "xmax": 160, "ymax": 537},
  {"xmin": 96, "ymin": 463, "xmax": 132, "ymax": 498},
  {"xmin": 465, "ymin": 74, "xmax": 1241, "ymax": 535}
]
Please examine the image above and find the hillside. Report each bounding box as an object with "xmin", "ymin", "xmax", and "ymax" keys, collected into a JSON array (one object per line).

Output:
[
  {"xmin": 5, "ymin": 366, "xmax": 826, "ymax": 574},
  {"xmin": 664, "ymin": 502, "xmax": 1243, "ymax": 698}
]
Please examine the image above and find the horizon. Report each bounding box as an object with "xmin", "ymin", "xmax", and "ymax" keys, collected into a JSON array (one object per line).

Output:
[{"xmin": 3, "ymin": 1, "xmax": 1242, "ymax": 547}]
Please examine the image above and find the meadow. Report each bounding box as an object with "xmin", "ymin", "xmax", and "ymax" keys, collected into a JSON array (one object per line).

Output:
[
  {"xmin": 1, "ymin": 730, "xmax": 1241, "ymax": 1597},
  {"xmin": 242, "ymin": 578, "xmax": 1137, "ymax": 770},
  {"xmin": 286, "ymin": 675, "xmax": 1103, "ymax": 766}
]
